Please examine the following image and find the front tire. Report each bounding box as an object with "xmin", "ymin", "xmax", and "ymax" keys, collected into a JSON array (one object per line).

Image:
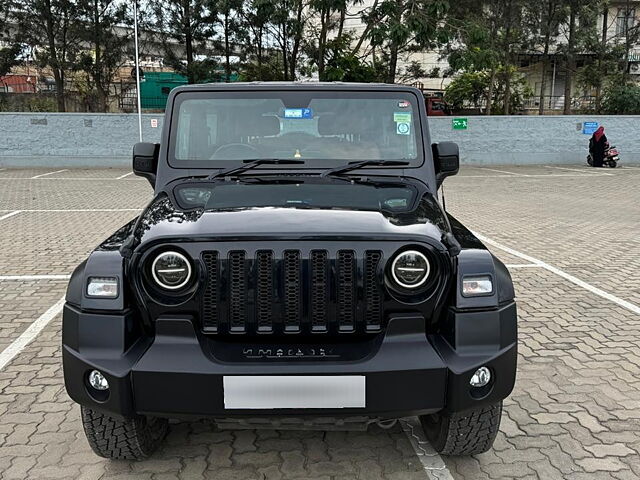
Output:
[
  {"xmin": 81, "ymin": 406, "xmax": 168, "ymax": 460},
  {"xmin": 419, "ymin": 401, "xmax": 502, "ymax": 456}
]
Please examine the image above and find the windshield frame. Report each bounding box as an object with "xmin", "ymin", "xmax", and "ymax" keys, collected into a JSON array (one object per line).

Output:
[{"xmin": 166, "ymin": 89, "xmax": 426, "ymax": 170}]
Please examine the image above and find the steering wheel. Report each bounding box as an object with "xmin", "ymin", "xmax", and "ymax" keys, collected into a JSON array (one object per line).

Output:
[{"xmin": 211, "ymin": 143, "xmax": 260, "ymax": 160}]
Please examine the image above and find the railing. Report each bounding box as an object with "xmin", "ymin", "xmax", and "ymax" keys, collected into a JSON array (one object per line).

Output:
[
  {"xmin": 522, "ymin": 95, "xmax": 597, "ymax": 111},
  {"xmin": 460, "ymin": 95, "xmax": 597, "ymax": 113}
]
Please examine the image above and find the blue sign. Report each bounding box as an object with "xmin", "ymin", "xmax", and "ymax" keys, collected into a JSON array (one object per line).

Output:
[
  {"xmin": 583, "ymin": 121, "xmax": 599, "ymax": 135},
  {"xmin": 284, "ymin": 108, "xmax": 313, "ymax": 119}
]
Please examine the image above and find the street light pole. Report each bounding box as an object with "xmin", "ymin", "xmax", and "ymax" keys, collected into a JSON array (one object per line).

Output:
[{"xmin": 133, "ymin": 0, "xmax": 143, "ymax": 142}]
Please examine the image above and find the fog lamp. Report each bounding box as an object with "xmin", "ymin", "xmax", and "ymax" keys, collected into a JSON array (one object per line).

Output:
[
  {"xmin": 470, "ymin": 367, "xmax": 491, "ymax": 388},
  {"xmin": 86, "ymin": 277, "xmax": 119, "ymax": 298},
  {"xmin": 462, "ymin": 275, "xmax": 493, "ymax": 297},
  {"xmin": 88, "ymin": 370, "xmax": 109, "ymax": 391}
]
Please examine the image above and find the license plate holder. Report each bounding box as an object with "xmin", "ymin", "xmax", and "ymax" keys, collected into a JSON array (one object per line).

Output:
[{"xmin": 223, "ymin": 375, "xmax": 366, "ymax": 410}]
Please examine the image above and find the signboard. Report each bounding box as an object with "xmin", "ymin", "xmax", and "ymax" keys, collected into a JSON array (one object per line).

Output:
[
  {"xmin": 150, "ymin": 118, "xmax": 158, "ymax": 128},
  {"xmin": 582, "ymin": 121, "xmax": 598, "ymax": 135},
  {"xmin": 452, "ymin": 118, "xmax": 468, "ymax": 130}
]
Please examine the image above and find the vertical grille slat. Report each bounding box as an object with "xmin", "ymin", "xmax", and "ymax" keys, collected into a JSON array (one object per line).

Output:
[
  {"xmin": 310, "ymin": 250, "xmax": 328, "ymax": 332},
  {"xmin": 202, "ymin": 252, "xmax": 218, "ymax": 332},
  {"xmin": 283, "ymin": 250, "xmax": 301, "ymax": 332},
  {"xmin": 229, "ymin": 251, "xmax": 246, "ymax": 333},
  {"xmin": 364, "ymin": 251, "xmax": 383, "ymax": 331},
  {"xmin": 256, "ymin": 251, "xmax": 273, "ymax": 333},
  {"xmin": 337, "ymin": 250, "xmax": 356, "ymax": 332}
]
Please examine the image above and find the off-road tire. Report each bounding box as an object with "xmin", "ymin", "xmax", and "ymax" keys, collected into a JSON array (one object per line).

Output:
[
  {"xmin": 81, "ymin": 406, "xmax": 169, "ymax": 460},
  {"xmin": 419, "ymin": 401, "xmax": 502, "ymax": 456}
]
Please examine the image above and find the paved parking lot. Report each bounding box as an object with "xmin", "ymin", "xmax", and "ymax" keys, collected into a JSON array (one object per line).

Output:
[{"xmin": 0, "ymin": 164, "xmax": 639, "ymax": 479}]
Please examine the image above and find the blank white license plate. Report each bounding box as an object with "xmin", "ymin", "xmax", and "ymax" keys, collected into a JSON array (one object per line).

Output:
[{"xmin": 223, "ymin": 375, "xmax": 366, "ymax": 409}]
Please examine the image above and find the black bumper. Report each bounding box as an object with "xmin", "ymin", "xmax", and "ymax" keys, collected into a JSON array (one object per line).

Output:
[{"xmin": 62, "ymin": 303, "xmax": 517, "ymax": 419}]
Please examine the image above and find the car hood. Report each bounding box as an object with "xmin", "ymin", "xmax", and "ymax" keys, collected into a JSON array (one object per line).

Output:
[{"xmin": 124, "ymin": 192, "xmax": 451, "ymax": 249}]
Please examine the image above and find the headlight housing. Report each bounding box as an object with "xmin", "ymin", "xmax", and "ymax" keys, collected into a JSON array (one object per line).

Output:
[
  {"xmin": 151, "ymin": 251, "xmax": 192, "ymax": 290},
  {"xmin": 462, "ymin": 275, "xmax": 493, "ymax": 297},
  {"xmin": 86, "ymin": 277, "xmax": 119, "ymax": 298},
  {"xmin": 390, "ymin": 250, "xmax": 430, "ymax": 289}
]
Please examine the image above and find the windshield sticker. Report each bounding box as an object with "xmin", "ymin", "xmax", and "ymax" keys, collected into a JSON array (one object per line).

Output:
[
  {"xmin": 398, "ymin": 100, "xmax": 410, "ymax": 108},
  {"xmin": 396, "ymin": 122, "xmax": 410, "ymax": 135},
  {"xmin": 284, "ymin": 108, "xmax": 313, "ymax": 119},
  {"xmin": 394, "ymin": 112, "xmax": 412, "ymax": 124}
]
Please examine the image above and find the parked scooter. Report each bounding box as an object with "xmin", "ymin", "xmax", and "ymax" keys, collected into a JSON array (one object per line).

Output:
[{"xmin": 587, "ymin": 144, "xmax": 620, "ymax": 168}]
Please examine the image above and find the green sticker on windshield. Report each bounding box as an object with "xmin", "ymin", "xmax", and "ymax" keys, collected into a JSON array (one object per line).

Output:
[{"xmin": 394, "ymin": 112, "xmax": 412, "ymax": 123}]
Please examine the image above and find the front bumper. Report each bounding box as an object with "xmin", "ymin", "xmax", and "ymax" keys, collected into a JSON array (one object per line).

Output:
[{"xmin": 62, "ymin": 303, "xmax": 517, "ymax": 419}]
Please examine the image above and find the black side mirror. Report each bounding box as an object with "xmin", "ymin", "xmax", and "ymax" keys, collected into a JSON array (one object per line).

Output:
[
  {"xmin": 432, "ymin": 141, "xmax": 459, "ymax": 187},
  {"xmin": 133, "ymin": 142, "xmax": 159, "ymax": 188}
]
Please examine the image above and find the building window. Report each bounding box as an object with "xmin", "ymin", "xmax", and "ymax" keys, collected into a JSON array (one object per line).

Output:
[{"xmin": 617, "ymin": 8, "xmax": 636, "ymax": 36}]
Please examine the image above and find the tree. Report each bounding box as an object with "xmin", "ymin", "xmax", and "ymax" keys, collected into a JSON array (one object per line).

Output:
[
  {"xmin": 212, "ymin": 0, "xmax": 243, "ymax": 82},
  {"xmin": 617, "ymin": 0, "xmax": 640, "ymax": 81},
  {"xmin": 239, "ymin": 0, "xmax": 271, "ymax": 78},
  {"xmin": 76, "ymin": 0, "xmax": 130, "ymax": 111},
  {"xmin": 308, "ymin": 0, "xmax": 347, "ymax": 79},
  {"xmin": 526, "ymin": 0, "xmax": 566, "ymax": 114},
  {"xmin": 319, "ymin": 32, "xmax": 385, "ymax": 81},
  {"xmin": 556, "ymin": 0, "xmax": 599, "ymax": 114},
  {"xmin": 444, "ymin": 71, "xmax": 489, "ymax": 111},
  {"xmin": 602, "ymin": 81, "xmax": 640, "ymax": 114},
  {"xmin": 262, "ymin": 0, "xmax": 308, "ymax": 80},
  {"xmin": 361, "ymin": 0, "xmax": 449, "ymax": 83},
  {"xmin": 446, "ymin": 1, "xmax": 526, "ymax": 114},
  {"xmin": 19, "ymin": 0, "xmax": 82, "ymax": 111},
  {"xmin": 445, "ymin": 12, "xmax": 501, "ymax": 114},
  {"xmin": 0, "ymin": 1, "xmax": 21, "ymax": 77},
  {"xmin": 445, "ymin": 68, "xmax": 532, "ymax": 113},
  {"xmin": 153, "ymin": 0, "xmax": 216, "ymax": 83}
]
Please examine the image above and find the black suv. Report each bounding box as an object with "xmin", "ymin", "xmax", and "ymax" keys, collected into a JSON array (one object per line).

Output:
[{"xmin": 63, "ymin": 83, "xmax": 517, "ymax": 460}]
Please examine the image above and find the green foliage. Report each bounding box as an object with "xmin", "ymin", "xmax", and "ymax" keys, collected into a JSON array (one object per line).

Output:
[
  {"xmin": 444, "ymin": 72, "xmax": 488, "ymax": 111},
  {"xmin": 445, "ymin": 68, "xmax": 532, "ymax": 114},
  {"xmin": 602, "ymin": 82, "xmax": 640, "ymax": 115},
  {"xmin": 0, "ymin": 44, "xmax": 21, "ymax": 77},
  {"xmin": 323, "ymin": 53, "xmax": 384, "ymax": 82},
  {"xmin": 153, "ymin": 0, "xmax": 216, "ymax": 84},
  {"xmin": 75, "ymin": 0, "xmax": 130, "ymax": 111},
  {"xmin": 364, "ymin": 0, "xmax": 450, "ymax": 82},
  {"xmin": 238, "ymin": 55, "xmax": 286, "ymax": 81}
]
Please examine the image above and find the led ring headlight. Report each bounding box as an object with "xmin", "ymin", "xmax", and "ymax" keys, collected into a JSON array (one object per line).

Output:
[
  {"xmin": 151, "ymin": 251, "xmax": 192, "ymax": 290},
  {"xmin": 391, "ymin": 250, "xmax": 430, "ymax": 289}
]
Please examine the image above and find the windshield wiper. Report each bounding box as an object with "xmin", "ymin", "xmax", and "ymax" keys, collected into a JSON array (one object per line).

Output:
[
  {"xmin": 320, "ymin": 160, "xmax": 410, "ymax": 177},
  {"xmin": 208, "ymin": 159, "xmax": 305, "ymax": 180}
]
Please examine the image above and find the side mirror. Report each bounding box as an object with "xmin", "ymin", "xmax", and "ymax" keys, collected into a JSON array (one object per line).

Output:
[
  {"xmin": 432, "ymin": 141, "xmax": 459, "ymax": 187},
  {"xmin": 133, "ymin": 142, "xmax": 159, "ymax": 188}
]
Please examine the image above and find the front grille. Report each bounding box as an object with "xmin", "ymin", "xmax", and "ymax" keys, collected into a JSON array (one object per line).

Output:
[{"xmin": 200, "ymin": 247, "xmax": 386, "ymax": 335}]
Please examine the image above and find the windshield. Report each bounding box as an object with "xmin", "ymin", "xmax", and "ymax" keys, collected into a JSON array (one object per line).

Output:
[
  {"xmin": 169, "ymin": 90, "xmax": 423, "ymax": 168},
  {"xmin": 173, "ymin": 180, "xmax": 418, "ymax": 213}
]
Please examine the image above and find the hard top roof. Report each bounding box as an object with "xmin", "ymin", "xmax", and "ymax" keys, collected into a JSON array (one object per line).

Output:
[{"xmin": 170, "ymin": 81, "xmax": 422, "ymax": 93}]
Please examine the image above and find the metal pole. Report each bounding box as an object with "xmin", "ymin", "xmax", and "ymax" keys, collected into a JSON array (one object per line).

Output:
[
  {"xmin": 550, "ymin": 58, "xmax": 557, "ymax": 110},
  {"xmin": 133, "ymin": 0, "xmax": 143, "ymax": 142}
]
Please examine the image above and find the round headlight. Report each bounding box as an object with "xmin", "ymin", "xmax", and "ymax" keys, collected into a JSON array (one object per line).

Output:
[
  {"xmin": 391, "ymin": 250, "xmax": 430, "ymax": 289},
  {"xmin": 151, "ymin": 251, "xmax": 192, "ymax": 290}
]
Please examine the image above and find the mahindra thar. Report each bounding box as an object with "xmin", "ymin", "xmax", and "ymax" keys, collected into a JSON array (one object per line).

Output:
[{"xmin": 63, "ymin": 83, "xmax": 517, "ymax": 460}]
